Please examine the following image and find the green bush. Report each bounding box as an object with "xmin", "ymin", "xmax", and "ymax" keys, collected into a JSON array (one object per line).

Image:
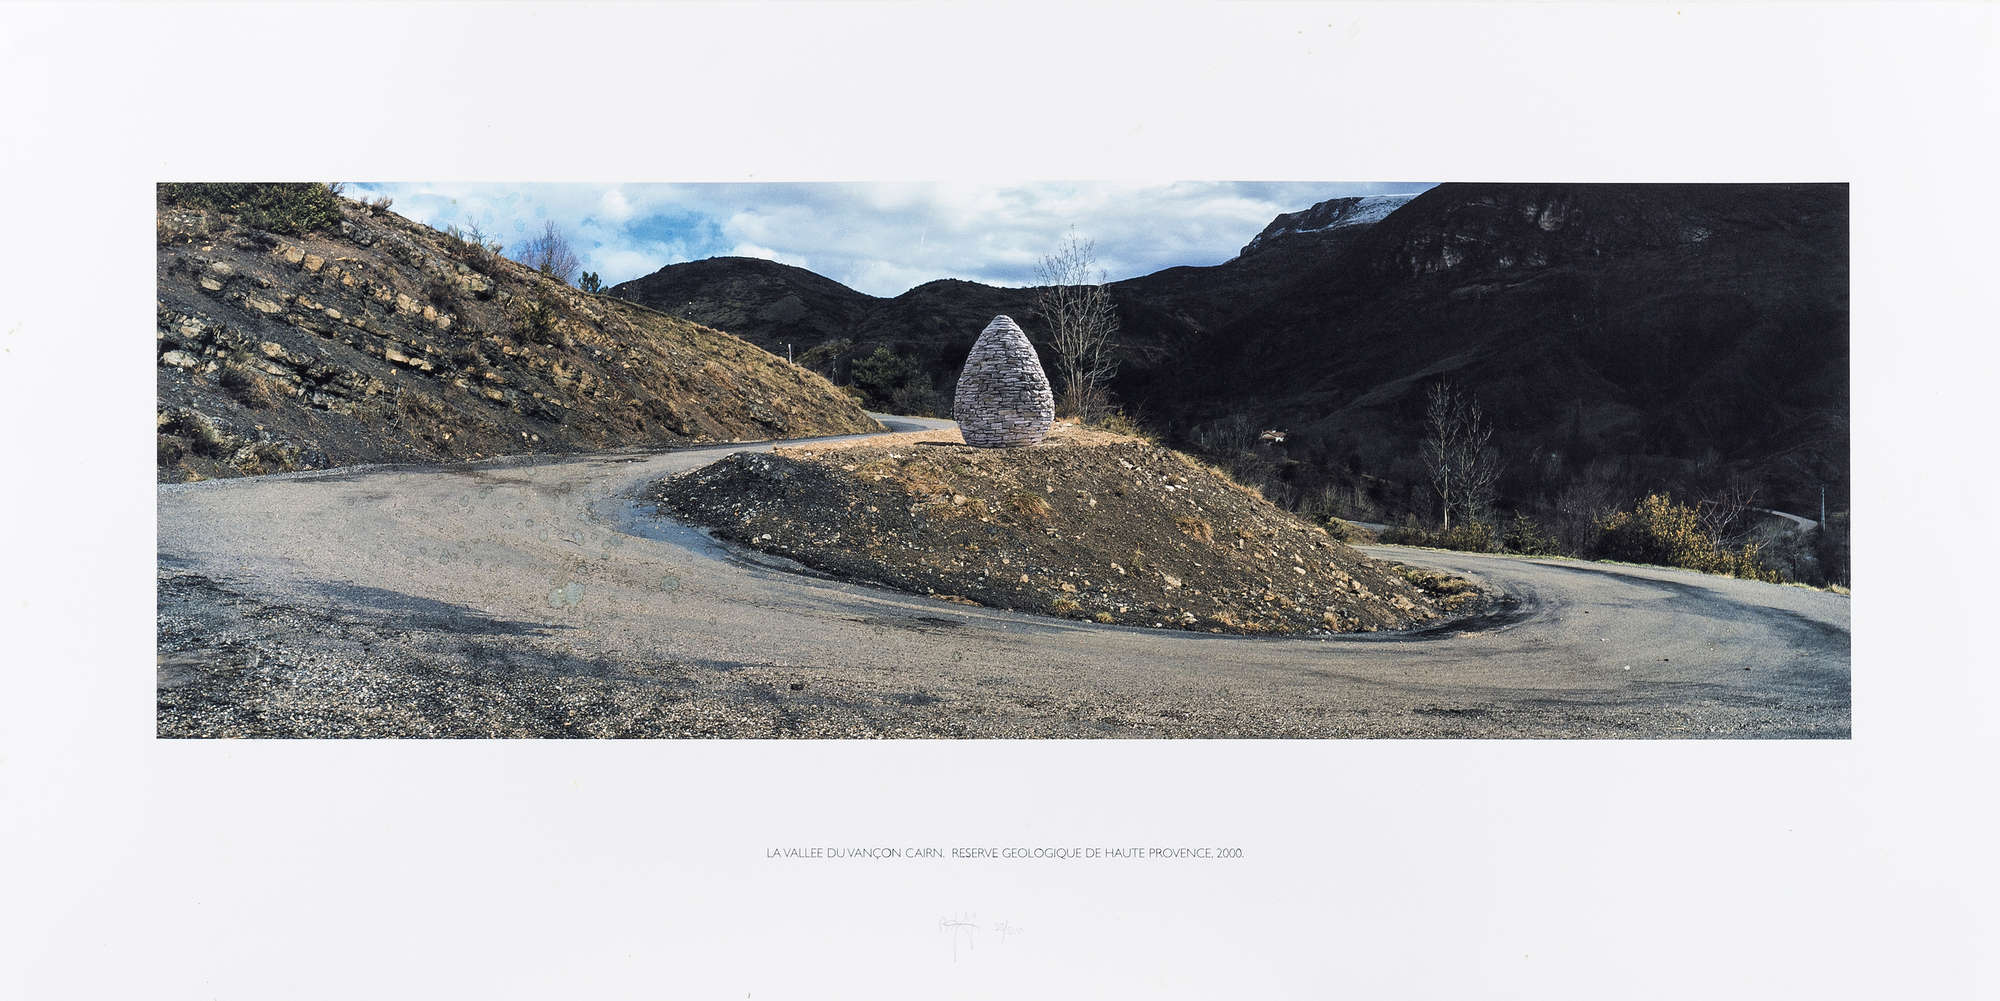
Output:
[
  {"xmin": 798, "ymin": 337, "xmax": 855, "ymax": 379},
  {"xmin": 158, "ymin": 182, "xmax": 344, "ymax": 235},
  {"xmin": 516, "ymin": 296, "xmax": 565, "ymax": 346},
  {"xmin": 1501, "ymin": 511, "xmax": 1561, "ymax": 555},
  {"xmin": 850, "ymin": 345, "xmax": 930, "ymax": 411}
]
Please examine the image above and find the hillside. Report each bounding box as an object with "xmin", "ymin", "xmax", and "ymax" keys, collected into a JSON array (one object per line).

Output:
[
  {"xmin": 156, "ymin": 184, "xmax": 879, "ymax": 482},
  {"xmin": 610, "ymin": 262, "xmax": 1042, "ymax": 399},
  {"xmin": 1170, "ymin": 183, "xmax": 1849, "ymax": 517}
]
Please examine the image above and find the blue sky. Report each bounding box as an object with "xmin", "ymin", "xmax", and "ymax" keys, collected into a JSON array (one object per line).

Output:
[{"xmin": 341, "ymin": 181, "xmax": 1434, "ymax": 297}]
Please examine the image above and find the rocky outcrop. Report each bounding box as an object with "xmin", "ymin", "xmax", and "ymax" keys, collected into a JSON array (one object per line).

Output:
[{"xmin": 952, "ymin": 315, "xmax": 1054, "ymax": 447}]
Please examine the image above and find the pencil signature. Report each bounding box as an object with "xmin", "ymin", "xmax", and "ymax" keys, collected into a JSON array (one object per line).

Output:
[{"xmin": 939, "ymin": 914, "xmax": 1025, "ymax": 961}]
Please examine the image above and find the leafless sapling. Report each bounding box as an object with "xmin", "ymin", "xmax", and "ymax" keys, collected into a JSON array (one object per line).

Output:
[
  {"xmin": 1422, "ymin": 381, "xmax": 1501, "ymax": 531},
  {"xmin": 514, "ymin": 220, "xmax": 582, "ymax": 286},
  {"xmin": 1033, "ymin": 231, "xmax": 1121, "ymax": 423}
]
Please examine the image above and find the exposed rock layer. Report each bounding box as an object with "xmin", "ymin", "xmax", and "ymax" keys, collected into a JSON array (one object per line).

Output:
[{"xmin": 156, "ymin": 189, "xmax": 879, "ymax": 481}]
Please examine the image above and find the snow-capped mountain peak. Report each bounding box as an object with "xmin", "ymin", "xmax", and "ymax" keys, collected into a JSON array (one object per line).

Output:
[{"xmin": 1239, "ymin": 193, "xmax": 1419, "ymax": 257}]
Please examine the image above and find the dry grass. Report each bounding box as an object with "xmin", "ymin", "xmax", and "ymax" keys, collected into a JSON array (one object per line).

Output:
[
  {"xmin": 853, "ymin": 456, "xmax": 954, "ymax": 497},
  {"xmin": 1005, "ymin": 491, "xmax": 1054, "ymax": 521},
  {"xmin": 1176, "ymin": 516, "xmax": 1215, "ymax": 542},
  {"xmin": 1170, "ymin": 449, "xmax": 1269, "ymax": 502},
  {"xmin": 775, "ymin": 420, "xmax": 1139, "ymax": 458},
  {"xmin": 217, "ymin": 364, "xmax": 277, "ymax": 409}
]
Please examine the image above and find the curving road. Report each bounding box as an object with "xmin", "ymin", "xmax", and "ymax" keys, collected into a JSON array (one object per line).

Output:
[{"xmin": 157, "ymin": 417, "xmax": 1850, "ymax": 738}]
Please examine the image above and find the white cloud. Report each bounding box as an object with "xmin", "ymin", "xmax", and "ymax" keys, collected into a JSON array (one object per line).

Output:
[
  {"xmin": 725, "ymin": 243, "xmax": 810, "ymax": 270},
  {"xmin": 598, "ymin": 188, "xmax": 635, "ymax": 224},
  {"xmin": 341, "ymin": 180, "xmax": 1433, "ymax": 297}
]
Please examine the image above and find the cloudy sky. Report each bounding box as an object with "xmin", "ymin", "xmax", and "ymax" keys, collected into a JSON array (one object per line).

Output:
[{"xmin": 341, "ymin": 181, "xmax": 1433, "ymax": 298}]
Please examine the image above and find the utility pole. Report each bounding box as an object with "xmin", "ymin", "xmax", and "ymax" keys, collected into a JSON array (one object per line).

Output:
[
  {"xmin": 1820, "ymin": 484, "xmax": 1826, "ymax": 528},
  {"xmin": 787, "ymin": 342, "xmax": 793, "ymax": 365}
]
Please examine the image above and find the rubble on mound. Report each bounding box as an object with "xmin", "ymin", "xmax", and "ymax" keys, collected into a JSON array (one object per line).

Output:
[{"xmin": 652, "ymin": 430, "xmax": 1490, "ymax": 635}]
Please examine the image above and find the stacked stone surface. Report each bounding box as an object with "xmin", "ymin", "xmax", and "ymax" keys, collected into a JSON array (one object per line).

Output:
[{"xmin": 953, "ymin": 315, "xmax": 1056, "ymax": 447}]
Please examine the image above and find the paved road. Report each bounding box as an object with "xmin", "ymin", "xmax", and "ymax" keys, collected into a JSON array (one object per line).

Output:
[
  {"xmin": 1755, "ymin": 507, "xmax": 1820, "ymax": 533},
  {"xmin": 157, "ymin": 418, "xmax": 1850, "ymax": 738}
]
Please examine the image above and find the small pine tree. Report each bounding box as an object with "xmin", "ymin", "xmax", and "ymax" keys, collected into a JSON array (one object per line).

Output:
[{"xmin": 578, "ymin": 271, "xmax": 602, "ymax": 293}]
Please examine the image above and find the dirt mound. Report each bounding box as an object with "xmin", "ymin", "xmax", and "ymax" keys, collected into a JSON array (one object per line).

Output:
[
  {"xmin": 652, "ymin": 427, "xmax": 1487, "ymax": 635},
  {"xmin": 155, "ymin": 184, "xmax": 880, "ymax": 482}
]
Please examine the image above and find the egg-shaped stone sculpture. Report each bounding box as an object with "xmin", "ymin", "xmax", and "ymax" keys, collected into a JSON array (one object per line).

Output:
[{"xmin": 953, "ymin": 315, "xmax": 1056, "ymax": 447}]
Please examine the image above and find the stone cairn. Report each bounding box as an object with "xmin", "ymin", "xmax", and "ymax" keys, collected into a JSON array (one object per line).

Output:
[{"xmin": 953, "ymin": 315, "xmax": 1055, "ymax": 447}]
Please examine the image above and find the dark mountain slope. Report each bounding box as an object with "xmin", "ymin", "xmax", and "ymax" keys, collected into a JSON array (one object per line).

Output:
[
  {"xmin": 606, "ymin": 197, "xmax": 1390, "ymax": 407},
  {"xmin": 1176, "ymin": 183, "xmax": 1847, "ymax": 514},
  {"xmin": 605, "ymin": 255, "xmax": 874, "ymax": 352}
]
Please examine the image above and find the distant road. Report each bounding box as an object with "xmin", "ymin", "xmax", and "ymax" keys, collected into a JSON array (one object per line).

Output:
[
  {"xmin": 157, "ymin": 416, "xmax": 1849, "ymax": 738},
  {"xmin": 1756, "ymin": 508, "xmax": 1820, "ymax": 533}
]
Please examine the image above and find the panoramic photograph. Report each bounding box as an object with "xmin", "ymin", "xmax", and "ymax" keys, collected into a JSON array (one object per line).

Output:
[{"xmin": 154, "ymin": 179, "xmax": 1850, "ymax": 738}]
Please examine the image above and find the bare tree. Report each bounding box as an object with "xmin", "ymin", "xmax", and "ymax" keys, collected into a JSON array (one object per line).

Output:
[
  {"xmin": 1552, "ymin": 473, "xmax": 1616, "ymax": 554},
  {"xmin": 1422, "ymin": 381, "xmax": 1501, "ymax": 530},
  {"xmin": 1697, "ymin": 477, "xmax": 1760, "ymax": 548},
  {"xmin": 1033, "ymin": 231, "xmax": 1120, "ymax": 422},
  {"xmin": 514, "ymin": 220, "xmax": 582, "ymax": 286}
]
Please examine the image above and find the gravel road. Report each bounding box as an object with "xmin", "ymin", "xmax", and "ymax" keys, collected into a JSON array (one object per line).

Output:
[{"xmin": 157, "ymin": 417, "xmax": 1850, "ymax": 738}]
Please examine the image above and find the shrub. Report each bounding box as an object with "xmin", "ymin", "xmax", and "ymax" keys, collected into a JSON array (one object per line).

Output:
[
  {"xmin": 1092, "ymin": 410, "xmax": 1156, "ymax": 441},
  {"xmin": 424, "ymin": 273, "xmax": 459, "ymax": 309},
  {"xmin": 397, "ymin": 389, "xmax": 447, "ymax": 423},
  {"xmin": 798, "ymin": 338, "xmax": 855, "ymax": 379},
  {"xmin": 888, "ymin": 381, "xmax": 942, "ymax": 417},
  {"xmin": 1322, "ymin": 517, "xmax": 1376, "ymax": 544},
  {"xmin": 1597, "ymin": 493, "xmax": 1780, "ymax": 580},
  {"xmin": 516, "ymin": 296, "xmax": 565, "ymax": 346},
  {"xmin": 158, "ymin": 182, "xmax": 344, "ymax": 235},
  {"xmin": 1005, "ymin": 491, "xmax": 1053, "ymax": 521},
  {"xmin": 850, "ymin": 345, "xmax": 928, "ymax": 410},
  {"xmin": 513, "ymin": 221, "xmax": 581, "ymax": 285},
  {"xmin": 1501, "ymin": 511, "xmax": 1561, "ymax": 555},
  {"xmin": 1380, "ymin": 519, "xmax": 1497, "ymax": 553},
  {"xmin": 1599, "ymin": 493, "xmax": 1727, "ymax": 572},
  {"xmin": 217, "ymin": 364, "xmax": 274, "ymax": 409},
  {"xmin": 444, "ymin": 223, "xmax": 506, "ymax": 275},
  {"xmin": 159, "ymin": 410, "xmax": 230, "ymax": 458}
]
